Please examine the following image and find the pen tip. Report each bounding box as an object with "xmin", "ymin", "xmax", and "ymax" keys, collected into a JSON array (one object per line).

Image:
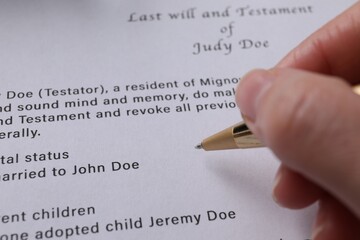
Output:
[{"xmin": 195, "ymin": 144, "xmax": 203, "ymax": 150}]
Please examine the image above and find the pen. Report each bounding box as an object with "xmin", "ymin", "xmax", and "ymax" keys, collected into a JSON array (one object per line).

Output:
[
  {"xmin": 195, "ymin": 122, "xmax": 262, "ymax": 150},
  {"xmin": 196, "ymin": 85, "xmax": 360, "ymax": 151}
]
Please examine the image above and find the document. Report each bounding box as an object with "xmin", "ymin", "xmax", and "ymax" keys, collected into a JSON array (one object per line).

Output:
[{"xmin": 0, "ymin": 0, "xmax": 355, "ymax": 239}]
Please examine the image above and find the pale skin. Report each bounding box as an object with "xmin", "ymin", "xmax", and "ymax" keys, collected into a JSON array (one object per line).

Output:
[{"xmin": 236, "ymin": 2, "xmax": 360, "ymax": 239}]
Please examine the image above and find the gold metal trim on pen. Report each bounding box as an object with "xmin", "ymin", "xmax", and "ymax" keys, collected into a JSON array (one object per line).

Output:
[{"xmin": 197, "ymin": 85, "xmax": 360, "ymax": 151}]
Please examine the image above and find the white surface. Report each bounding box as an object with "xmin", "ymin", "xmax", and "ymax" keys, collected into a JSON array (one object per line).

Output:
[{"xmin": 0, "ymin": 0, "xmax": 356, "ymax": 239}]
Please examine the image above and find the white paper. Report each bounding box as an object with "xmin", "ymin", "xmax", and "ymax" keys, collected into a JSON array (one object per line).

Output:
[{"xmin": 0, "ymin": 0, "xmax": 355, "ymax": 239}]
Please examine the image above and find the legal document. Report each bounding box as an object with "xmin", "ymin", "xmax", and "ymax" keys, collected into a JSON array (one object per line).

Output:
[{"xmin": 0, "ymin": 0, "xmax": 356, "ymax": 239}]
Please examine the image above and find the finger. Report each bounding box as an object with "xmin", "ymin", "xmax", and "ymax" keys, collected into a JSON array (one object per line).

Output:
[
  {"xmin": 272, "ymin": 164, "xmax": 323, "ymax": 209},
  {"xmin": 277, "ymin": 2, "xmax": 360, "ymax": 84},
  {"xmin": 236, "ymin": 68, "xmax": 360, "ymax": 218},
  {"xmin": 312, "ymin": 195, "xmax": 360, "ymax": 240}
]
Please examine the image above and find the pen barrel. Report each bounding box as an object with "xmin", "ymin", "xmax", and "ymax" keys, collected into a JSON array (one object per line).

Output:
[{"xmin": 200, "ymin": 122, "xmax": 263, "ymax": 150}]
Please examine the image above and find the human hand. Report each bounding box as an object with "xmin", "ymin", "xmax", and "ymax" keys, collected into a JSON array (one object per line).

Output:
[{"xmin": 236, "ymin": 2, "xmax": 360, "ymax": 239}]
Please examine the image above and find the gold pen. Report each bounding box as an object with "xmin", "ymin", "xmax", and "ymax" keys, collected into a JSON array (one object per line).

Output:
[
  {"xmin": 195, "ymin": 122, "xmax": 261, "ymax": 151},
  {"xmin": 196, "ymin": 85, "xmax": 360, "ymax": 151}
]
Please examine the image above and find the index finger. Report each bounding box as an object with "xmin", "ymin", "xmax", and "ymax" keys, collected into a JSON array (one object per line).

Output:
[{"xmin": 277, "ymin": 2, "xmax": 360, "ymax": 84}]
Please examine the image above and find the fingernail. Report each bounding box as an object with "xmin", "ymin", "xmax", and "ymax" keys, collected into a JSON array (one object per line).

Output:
[
  {"xmin": 236, "ymin": 69, "xmax": 274, "ymax": 121},
  {"xmin": 311, "ymin": 224, "xmax": 324, "ymax": 240},
  {"xmin": 272, "ymin": 170, "xmax": 282, "ymax": 205},
  {"xmin": 311, "ymin": 200, "xmax": 328, "ymax": 240}
]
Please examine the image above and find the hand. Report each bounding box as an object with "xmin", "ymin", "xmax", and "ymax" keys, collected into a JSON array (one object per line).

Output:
[{"xmin": 236, "ymin": 2, "xmax": 360, "ymax": 239}]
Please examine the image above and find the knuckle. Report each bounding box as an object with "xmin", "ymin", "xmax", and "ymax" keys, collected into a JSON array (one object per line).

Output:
[{"xmin": 256, "ymin": 79, "xmax": 324, "ymax": 152}]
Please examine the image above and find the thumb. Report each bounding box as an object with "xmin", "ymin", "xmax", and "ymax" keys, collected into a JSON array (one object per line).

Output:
[{"xmin": 236, "ymin": 68, "xmax": 360, "ymax": 217}]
